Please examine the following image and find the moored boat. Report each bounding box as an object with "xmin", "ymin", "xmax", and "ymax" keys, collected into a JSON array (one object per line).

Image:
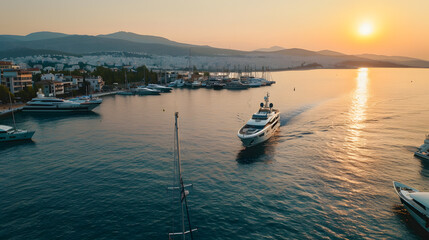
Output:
[
  {"xmin": 237, "ymin": 93, "xmax": 280, "ymax": 147},
  {"xmin": 415, "ymin": 134, "xmax": 429, "ymax": 160},
  {"xmin": 0, "ymin": 125, "xmax": 35, "ymax": 142},
  {"xmin": 23, "ymin": 90, "xmax": 102, "ymax": 112},
  {"xmin": 393, "ymin": 181, "xmax": 429, "ymax": 232},
  {"xmin": 147, "ymin": 84, "xmax": 172, "ymax": 92},
  {"xmin": 134, "ymin": 86, "xmax": 161, "ymax": 95}
]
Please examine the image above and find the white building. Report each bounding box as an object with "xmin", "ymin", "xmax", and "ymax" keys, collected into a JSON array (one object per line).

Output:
[{"xmin": 85, "ymin": 76, "xmax": 104, "ymax": 92}]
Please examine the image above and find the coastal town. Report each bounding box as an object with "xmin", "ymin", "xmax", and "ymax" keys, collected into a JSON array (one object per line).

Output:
[{"xmin": 0, "ymin": 58, "xmax": 277, "ymax": 115}]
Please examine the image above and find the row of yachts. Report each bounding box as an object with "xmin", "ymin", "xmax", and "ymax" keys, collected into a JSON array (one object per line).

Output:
[{"xmin": 168, "ymin": 76, "xmax": 276, "ymax": 90}]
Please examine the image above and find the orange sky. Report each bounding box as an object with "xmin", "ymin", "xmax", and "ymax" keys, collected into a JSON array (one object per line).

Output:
[{"xmin": 1, "ymin": 0, "xmax": 429, "ymax": 59}]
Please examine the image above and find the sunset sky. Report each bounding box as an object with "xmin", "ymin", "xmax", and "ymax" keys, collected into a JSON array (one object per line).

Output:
[{"xmin": 1, "ymin": 0, "xmax": 429, "ymax": 59}]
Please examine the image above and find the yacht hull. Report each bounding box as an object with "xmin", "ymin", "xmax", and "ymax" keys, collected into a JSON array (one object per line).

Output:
[
  {"xmin": 22, "ymin": 104, "xmax": 99, "ymax": 112},
  {"xmin": 238, "ymin": 119, "xmax": 280, "ymax": 147},
  {"xmin": 393, "ymin": 181, "xmax": 429, "ymax": 232},
  {"xmin": 415, "ymin": 151, "xmax": 429, "ymax": 160},
  {"xmin": 0, "ymin": 131, "xmax": 35, "ymax": 142}
]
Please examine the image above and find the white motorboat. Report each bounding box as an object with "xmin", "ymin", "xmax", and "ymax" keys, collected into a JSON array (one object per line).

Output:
[
  {"xmin": 415, "ymin": 134, "xmax": 429, "ymax": 160},
  {"xmin": 1, "ymin": 92, "xmax": 35, "ymax": 142},
  {"xmin": 0, "ymin": 125, "xmax": 35, "ymax": 142},
  {"xmin": 393, "ymin": 181, "xmax": 429, "ymax": 232},
  {"xmin": 23, "ymin": 91, "xmax": 101, "ymax": 112},
  {"xmin": 237, "ymin": 93, "xmax": 280, "ymax": 147},
  {"xmin": 134, "ymin": 86, "xmax": 161, "ymax": 95},
  {"xmin": 225, "ymin": 79, "xmax": 249, "ymax": 90},
  {"xmin": 147, "ymin": 84, "xmax": 172, "ymax": 92},
  {"xmin": 69, "ymin": 95, "xmax": 103, "ymax": 105},
  {"xmin": 168, "ymin": 79, "xmax": 185, "ymax": 88},
  {"xmin": 191, "ymin": 80, "xmax": 202, "ymax": 88},
  {"xmin": 247, "ymin": 77, "xmax": 262, "ymax": 88}
]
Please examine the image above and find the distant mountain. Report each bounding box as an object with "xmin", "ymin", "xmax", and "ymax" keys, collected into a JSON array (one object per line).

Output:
[
  {"xmin": 98, "ymin": 31, "xmax": 193, "ymax": 47},
  {"xmin": 0, "ymin": 35, "xmax": 245, "ymax": 56},
  {"xmin": 357, "ymin": 54, "xmax": 429, "ymax": 68},
  {"xmin": 254, "ymin": 46, "xmax": 285, "ymax": 52},
  {"xmin": 318, "ymin": 50, "xmax": 346, "ymax": 56},
  {"xmin": 272, "ymin": 48, "xmax": 322, "ymax": 57},
  {"xmin": 0, "ymin": 48, "xmax": 78, "ymax": 58},
  {"xmin": 0, "ymin": 31, "xmax": 428, "ymax": 69},
  {"xmin": 0, "ymin": 31, "xmax": 68, "ymax": 42}
]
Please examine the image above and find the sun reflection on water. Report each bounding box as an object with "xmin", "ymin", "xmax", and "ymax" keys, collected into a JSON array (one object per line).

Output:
[{"xmin": 345, "ymin": 68, "xmax": 369, "ymax": 147}]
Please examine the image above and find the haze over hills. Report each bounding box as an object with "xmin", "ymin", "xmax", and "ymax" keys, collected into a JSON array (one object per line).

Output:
[{"xmin": 0, "ymin": 31, "xmax": 428, "ymax": 69}]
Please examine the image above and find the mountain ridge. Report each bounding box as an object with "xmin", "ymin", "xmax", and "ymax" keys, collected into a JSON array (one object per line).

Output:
[{"xmin": 0, "ymin": 31, "xmax": 428, "ymax": 68}]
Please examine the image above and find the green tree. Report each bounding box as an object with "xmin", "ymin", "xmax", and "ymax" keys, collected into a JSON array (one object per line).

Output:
[
  {"xmin": 0, "ymin": 85, "xmax": 14, "ymax": 104},
  {"xmin": 15, "ymin": 86, "xmax": 36, "ymax": 102}
]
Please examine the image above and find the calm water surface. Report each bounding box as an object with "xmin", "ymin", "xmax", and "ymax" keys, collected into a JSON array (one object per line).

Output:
[{"xmin": 1, "ymin": 68, "xmax": 429, "ymax": 239}]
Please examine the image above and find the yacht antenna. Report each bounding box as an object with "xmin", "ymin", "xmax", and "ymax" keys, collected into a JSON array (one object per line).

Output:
[{"xmin": 264, "ymin": 92, "xmax": 270, "ymax": 108}]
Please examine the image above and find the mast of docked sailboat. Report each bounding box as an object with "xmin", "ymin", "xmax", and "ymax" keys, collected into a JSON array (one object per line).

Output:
[
  {"xmin": 169, "ymin": 112, "xmax": 197, "ymax": 240},
  {"xmin": 8, "ymin": 92, "xmax": 17, "ymax": 130}
]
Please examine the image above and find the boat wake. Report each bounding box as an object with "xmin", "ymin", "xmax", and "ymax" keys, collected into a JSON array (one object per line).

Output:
[{"xmin": 280, "ymin": 104, "xmax": 316, "ymax": 126}]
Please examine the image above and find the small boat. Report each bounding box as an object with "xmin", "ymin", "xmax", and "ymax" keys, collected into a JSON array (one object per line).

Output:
[
  {"xmin": 225, "ymin": 79, "xmax": 249, "ymax": 90},
  {"xmin": 238, "ymin": 93, "xmax": 280, "ymax": 147},
  {"xmin": 0, "ymin": 125, "xmax": 35, "ymax": 142},
  {"xmin": 168, "ymin": 79, "xmax": 185, "ymax": 88},
  {"xmin": 168, "ymin": 112, "xmax": 198, "ymax": 239},
  {"xmin": 213, "ymin": 82, "xmax": 225, "ymax": 90},
  {"xmin": 248, "ymin": 77, "xmax": 262, "ymax": 88},
  {"xmin": 393, "ymin": 181, "xmax": 429, "ymax": 232},
  {"xmin": 191, "ymin": 80, "xmax": 202, "ymax": 88},
  {"xmin": 147, "ymin": 84, "xmax": 172, "ymax": 92},
  {"xmin": 134, "ymin": 86, "xmax": 161, "ymax": 95},
  {"xmin": 415, "ymin": 134, "xmax": 429, "ymax": 160},
  {"xmin": 23, "ymin": 90, "xmax": 101, "ymax": 112},
  {"xmin": 1, "ymin": 93, "xmax": 35, "ymax": 142},
  {"xmin": 69, "ymin": 95, "xmax": 103, "ymax": 104}
]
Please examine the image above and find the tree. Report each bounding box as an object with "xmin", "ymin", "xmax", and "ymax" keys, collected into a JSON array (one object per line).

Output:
[
  {"xmin": 15, "ymin": 86, "xmax": 36, "ymax": 102},
  {"xmin": 0, "ymin": 85, "xmax": 14, "ymax": 104}
]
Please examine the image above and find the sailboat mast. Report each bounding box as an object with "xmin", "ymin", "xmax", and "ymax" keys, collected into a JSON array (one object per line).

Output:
[
  {"xmin": 8, "ymin": 92, "xmax": 17, "ymax": 130},
  {"xmin": 174, "ymin": 112, "xmax": 185, "ymax": 239}
]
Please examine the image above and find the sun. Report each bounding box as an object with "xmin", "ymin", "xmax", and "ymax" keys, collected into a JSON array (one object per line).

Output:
[{"xmin": 358, "ymin": 22, "xmax": 374, "ymax": 36}]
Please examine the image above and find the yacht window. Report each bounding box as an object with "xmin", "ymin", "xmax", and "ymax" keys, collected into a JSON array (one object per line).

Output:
[
  {"xmin": 244, "ymin": 124, "xmax": 265, "ymax": 130},
  {"xmin": 9, "ymin": 136, "xmax": 15, "ymax": 139},
  {"xmin": 414, "ymin": 200, "xmax": 426, "ymax": 210},
  {"xmin": 0, "ymin": 137, "xmax": 5, "ymax": 139}
]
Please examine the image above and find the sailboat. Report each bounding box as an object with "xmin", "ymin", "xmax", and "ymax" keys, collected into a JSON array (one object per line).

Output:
[
  {"xmin": 0, "ymin": 93, "xmax": 35, "ymax": 142},
  {"xmin": 117, "ymin": 70, "xmax": 134, "ymax": 95},
  {"xmin": 168, "ymin": 112, "xmax": 197, "ymax": 240}
]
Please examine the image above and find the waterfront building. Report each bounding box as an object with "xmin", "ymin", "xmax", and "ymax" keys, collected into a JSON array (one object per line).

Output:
[
  {"xmin": 0, "ymin": 61, "xmax": 13, "ymax": 70},
  {"xmin": 38, "ymin": 80, "xmax": 65, "ymax": 96},
  {"xmin": 1, "ymin": 70, "xmax": 33, "ymax": 94},
  {"xmin": 85, "ymin": 76, "xmax": 104, "ymax": 92}
]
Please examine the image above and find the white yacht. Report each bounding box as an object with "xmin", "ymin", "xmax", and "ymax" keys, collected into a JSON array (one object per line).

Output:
[
  {"xmin": 0, "ymin": 125, "xmax": 35, "ymax": 142},
  {"xmin": 237, "ymin": 93, "xmax": 280, "ymax": 147},
  {"xmin": 146, "ymin": 84, "xmax": 172, "ymax": 92},
  {"xmin": 168, "ymin": 79, "xmax": 185, "ymax": 88},
  {"xmin": 23, "ymin": 91, "xmax": 102, "ymax": 112},
  {"xmin": 191, "ymin": 80, "xmax": 202, "ymax": 88},
  {"xmin": 134, "ymin": 86, "xmax": 161, "ymax": 95},
  {"xmin": 393, "ymin": 181, "xmax": 429, "ymax": 232},
  {"xmin": 415, "ymin": 134, "xmax": 429, "ymax": 160}
]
